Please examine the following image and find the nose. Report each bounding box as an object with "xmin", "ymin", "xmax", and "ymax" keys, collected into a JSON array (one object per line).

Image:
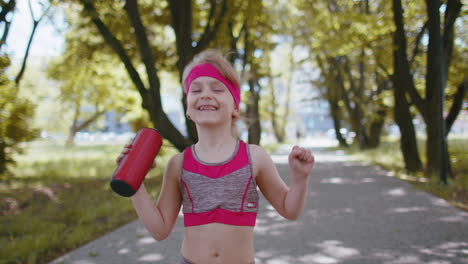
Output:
[{"xmin": 199, "ymin": 87, "xmax": 213, "ymax": 99}]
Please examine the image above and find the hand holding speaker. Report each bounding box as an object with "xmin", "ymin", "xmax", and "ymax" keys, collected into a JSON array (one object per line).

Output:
[
  {"xmin": 116, "ymin": 144, "xmax": 157, "ymax": 169},
  {"xmin": 111, "ymin": 128, "xmax": 162, "ymax": 197}
]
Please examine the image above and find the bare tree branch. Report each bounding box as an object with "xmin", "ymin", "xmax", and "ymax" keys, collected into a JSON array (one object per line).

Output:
[
  {"xmin": 14, "ymin": 0, "xmax": 52, "ymax": 86},
  {"xmin": 445, "ymin": 78, "xmax": 467, "ymax": 135},
  {"xmin": 409, "ymin": 21, "xmax": 427, "ymax": 66},
  {"xmin": 194, "ymin": 0, "xmax": 228, "ymax": 53},
  {"xmin": 0, "ymin": 0, "xmax": 15, "ymax": 23}
]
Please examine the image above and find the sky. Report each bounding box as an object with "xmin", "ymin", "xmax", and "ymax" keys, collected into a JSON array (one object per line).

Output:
[{"xmin": 5, "ymin": 0, "xmax": 65, "ymax": 64}]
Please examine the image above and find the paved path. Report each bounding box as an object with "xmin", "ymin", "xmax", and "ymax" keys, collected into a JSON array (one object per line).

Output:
[{"xmin": 50, "ymin": 138, "xmax": 468, "ymax": 264}]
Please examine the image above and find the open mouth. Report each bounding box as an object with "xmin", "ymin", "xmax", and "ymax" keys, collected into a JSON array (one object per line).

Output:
[{"xmin": 197, "ymin": 105, "xmax": 218, "ymax": 111}]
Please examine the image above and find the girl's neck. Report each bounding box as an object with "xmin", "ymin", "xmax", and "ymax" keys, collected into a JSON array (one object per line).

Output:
[
  {"xmin": 196, "ymin": 125, "xmax": 236, "ymax": 148},
  {"xmin": 194, "ymin": 125, "xmax": 237, "ymax": 162}
]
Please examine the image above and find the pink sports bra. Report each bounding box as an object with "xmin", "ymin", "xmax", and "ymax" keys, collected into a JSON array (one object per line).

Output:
[{"xmin": 180, "ymin": 140, "xmax": 259, "ymax": 227}]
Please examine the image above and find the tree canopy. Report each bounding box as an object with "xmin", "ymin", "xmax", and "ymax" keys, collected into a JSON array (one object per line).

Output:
[{"xmin": 1, "ymin": 0, "xmax": 466, "ymax": 180}]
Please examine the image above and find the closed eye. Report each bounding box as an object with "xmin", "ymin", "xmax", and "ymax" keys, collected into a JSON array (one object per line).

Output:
[{"xmin": 212, "ymin": 86, "xmax": 226, "ymax": 92}]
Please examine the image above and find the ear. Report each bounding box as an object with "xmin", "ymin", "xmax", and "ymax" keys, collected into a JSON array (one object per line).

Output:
[{"xmin": 232, "ymin": 108, "xmax": 240, "ymax": 120}]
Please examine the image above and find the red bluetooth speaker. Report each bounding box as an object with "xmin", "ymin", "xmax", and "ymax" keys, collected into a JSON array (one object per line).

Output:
[{"xmin": 111, "ymin": 128, "xmax": 163, "ymax": 197}]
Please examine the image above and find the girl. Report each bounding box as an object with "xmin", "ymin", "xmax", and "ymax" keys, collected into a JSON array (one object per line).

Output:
[{"xmin": 117, "ymin": 50, "xmax": 315, "ymax": 264}]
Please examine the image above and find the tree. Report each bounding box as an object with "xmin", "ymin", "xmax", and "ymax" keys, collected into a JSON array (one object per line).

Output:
[
  {"xmin": 48, "ymin": 45, "xmax": 140, "ymax": 145},
  {"xmin": 0, "ymin": 56, "xmax": 38, "ymax": 177},
  {"xmin": 218, "ymin": 0, "xmax": 279, "ymax": 145},
  {"xmin": 423, "ymin": 0, "xmax": 448, "ymax": 182},
  {"xmin": 391, "ymin": 0, "xmax": 424, "ymax": 173},
  {"xmin": 264, "ymin": 1, "xmax": 299, "ymax": 144},
  {"xmin": 0, "ymin": 0, "xmax": 38, "ymax": 177},
  {"xmin": 241, "ymin": 0, "xmax": 280, "ymax": 145},
  {"xmin": 315, "ymin": 54, "xmax": 349, "ymax": 147},
  {"xmin": 392, "ymin": 0, "xmax": 464, "ymax": 180},
  {"xmin": 74, "ymin": 0, "xmax": 234, "ymax": 150},
  {"xmin": 294, "ymin": 0, "xmax": 394, "ymax": 149}
]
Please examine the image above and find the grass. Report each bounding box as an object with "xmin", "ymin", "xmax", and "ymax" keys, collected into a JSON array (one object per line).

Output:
[
  {"xmin": 0, "ymin": 140, "xmax": 177, "ymax": 264},
  {"xmin": 334, "ymin": 136, "xmax": 468, "ymax": 210}
]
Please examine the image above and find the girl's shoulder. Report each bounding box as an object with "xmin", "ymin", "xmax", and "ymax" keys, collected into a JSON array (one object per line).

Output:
[
  {"xmin": 164, "ymin": 152, "xmax": 184, "ymax": 180},
  {"xmin": 246, "ymin": 144, "xmax": 275, "ymax": 179},
  {"xmin": 168, "ymin": 152, "xmax": 184, "ymax": 167},
  {"xmin": 247, "ymin": 143, "xmax": 267, "ymax": 154},
  {"xmin": 247, "ymin": 143, "xmax": 270, "ymax": 163}
]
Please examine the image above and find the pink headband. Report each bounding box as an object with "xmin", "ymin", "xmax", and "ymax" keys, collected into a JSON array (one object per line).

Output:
[{"xmin": 185, "ymin": 63, "xmax": 240, "ymax": 109}]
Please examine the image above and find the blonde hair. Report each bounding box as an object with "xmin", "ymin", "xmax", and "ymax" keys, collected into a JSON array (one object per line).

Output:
[
  {"xmin": 183, "ymin": 49, "xmax": 241, "ymax": 138},
  {"xmin": 182, "ymin": 49, "xmax": 241, "ymax": 91}
]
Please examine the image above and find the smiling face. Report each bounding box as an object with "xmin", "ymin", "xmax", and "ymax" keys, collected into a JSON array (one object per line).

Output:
[{"xmin": 186, "ymin": 76, "xmax": 238, "ymax": 126}]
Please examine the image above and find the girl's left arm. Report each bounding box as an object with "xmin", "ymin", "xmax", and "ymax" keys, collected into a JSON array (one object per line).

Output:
[{"xmin": 251, "ymin": 145, "xmax": 314, "ymax": 220}]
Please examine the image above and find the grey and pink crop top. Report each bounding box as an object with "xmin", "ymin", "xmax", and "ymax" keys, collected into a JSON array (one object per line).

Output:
[{"xmin": 180, "ymin": 140, "xmax": 259, "ymax": 227}]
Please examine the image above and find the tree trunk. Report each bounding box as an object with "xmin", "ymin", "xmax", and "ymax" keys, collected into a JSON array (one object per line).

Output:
[
  {"xmin": 315, "ymin": 55, "xmax": 348, "ymax": 147},
  {"xmin": 124, "ymin": 0, "xmax": 191, "ymax": 151},
  {"xmin": 442, "ymin": 0, "xmax": 462, "ymax": 77},
  {"xmin": 342, "ymin": 56, "xmax": 368, "ymax": 149},
  {"xmin": 66, "ymin": 108, "xmax": 105, "ymax": 147},
  {"xmin": 268, "ymin": 77, "xmax": 285, "ymax": 142},
  {"xmin": 334, "ymin": 56, "xmax": 367, "ymax": 148},
  {"xmin": 425, "ymin": 0, "xmax": 449, "ymax": 182},
  {"xmin": 168, "ymin": 0, "xmax": 228, "ymax": 144},
  {"xmin": 247, "ymin": 79, "xmax": 261, "ymax": 145},
  {"xmin": 446, "ymin": 78, "xmax": 467, "ymax": 135},
  {"xmin": 393, "ymin": 82, "xmax": 423, "ymax": 173},
  {"xmin": 80, "ymin": 0, "xmax": 189, "ymax": 151},
  {"xmin": 330, "ymin": 101, "xmax": 348, "ymax": 147},
  {"xmin": 80, "ymin": 0, "xmax": 228, "ymax": 150},
  {"xmin": 442, "ymin": 0, "xmax": 463, "ymax": 137},
  {"xmin": 367, "ymin": 72, "xmax": 390, "ymax": 149},
  {"xmin": 168, "ymin": 0, "xmax": 198, "ymax": 144},
  {"xmin": 0, "ymin": 142, "xmax": 8, "ymax": 176},
  {"xmin": 280, "ymin": 50, "xmax": 294, "ymax": 143},
  {"xmin": 391, "ymin": 0, "xmax": 423, "ymax": 173},
  {"xmin": 66, "ymin": 103, "xmax": 80, "ymax": 147},
  {"xmin": 366, "ymin": 108, "xmax": 386, "ymax": 148},
  {"xmin": 358, "ymin": 0, "xmax": 370, "ymax": 146}
]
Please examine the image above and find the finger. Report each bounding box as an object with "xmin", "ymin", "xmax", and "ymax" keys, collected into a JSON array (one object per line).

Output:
[
  {"xmin": 299, "ymin": 152, "xmax": 306, "ymax": 160},
  {"xmin": 298, "ymin": 149, "xmax": 312, "ymax": 162},
  {"xmin": 290, "ymin": 146, "xmax": 310, "ymax": 162},
  {"xmin": 308, "ymin": 152, "xmax": 315, "ymax": 163},
  {"xmin": 296, "ymin": 147, "xmax": 307, "ymax": 160},
  {"xmin": 301, "ymin": 149, "xmax": 310, "ymax": 159},
  {"xmin": 305, "ymin": 153, "xmax": 314, "ymax": 163},
  {"xmin": 151, "ymin": 160, "xmax": 157, "ymax": 169},
  {"xmin": 291, "ymin": 146, "xmax": 302, "ymax": 156},
  {"xmin": 116, "ymin": 155, "xmax": 123, "ymax": 164}
]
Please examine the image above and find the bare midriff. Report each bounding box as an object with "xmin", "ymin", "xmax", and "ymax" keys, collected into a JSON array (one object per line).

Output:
[{"xmin": 181, "ymin": 223, "xmax": 255, "ymax": 264}]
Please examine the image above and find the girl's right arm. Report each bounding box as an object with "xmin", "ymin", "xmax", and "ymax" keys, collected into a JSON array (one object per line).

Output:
[{"xmin": 130, "ymin": 153, "xmax": 183, "ymax": 241}]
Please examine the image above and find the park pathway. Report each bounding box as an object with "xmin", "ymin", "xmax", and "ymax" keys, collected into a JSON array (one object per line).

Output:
[{"xmin": 50, "ymin": 137, "xmax": 468, "ymax": 264}]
